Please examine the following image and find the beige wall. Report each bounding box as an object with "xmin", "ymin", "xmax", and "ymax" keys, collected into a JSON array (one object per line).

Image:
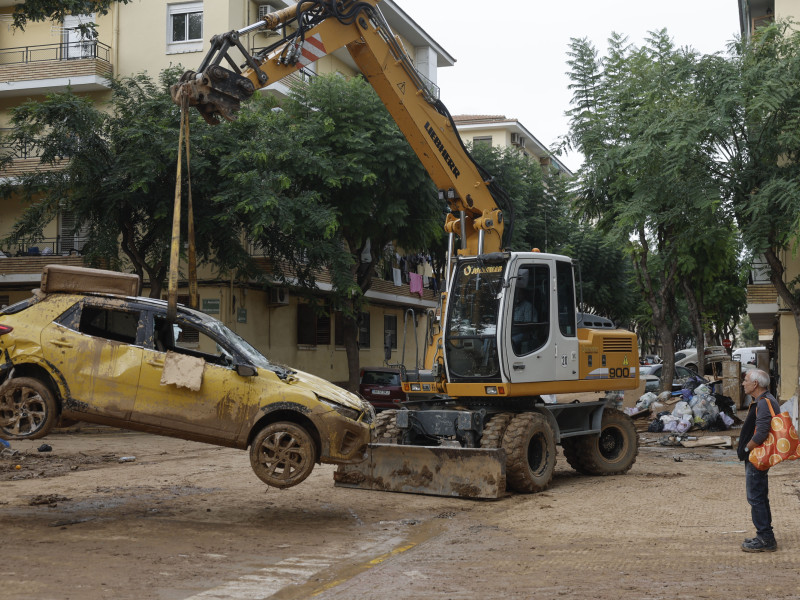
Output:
[
  {"xmin": 778, "ymin": 313, "xmax": 797, "ymax": 401},
  {"xmin": 776, "ymin": 0, "xmax": 800, "ymax": 20}
]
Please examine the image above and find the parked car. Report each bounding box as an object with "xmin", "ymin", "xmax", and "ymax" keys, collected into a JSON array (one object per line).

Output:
[
  {"xmin": 640, "ymin": 354, "xmax": 662, "ymax": 365},
  {"xmin": 359, "ymin": 367, "xmax": 406, "ymax": 410},
  {"xmin": 674, "ymin": 346, "xmax": 728, "ymax": 373},
  {"xmin": 0, "ymin": 265, "xmax": 374, "ymax": 490},
  {"xmin": 640, "ymin": 364, "xmax": 701, "ymax": 394}
]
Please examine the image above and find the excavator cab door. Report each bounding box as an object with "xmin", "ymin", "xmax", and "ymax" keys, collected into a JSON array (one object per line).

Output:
[{"xmin": 501, "ymin": 256, "xmax": 579, "ymax": 384}]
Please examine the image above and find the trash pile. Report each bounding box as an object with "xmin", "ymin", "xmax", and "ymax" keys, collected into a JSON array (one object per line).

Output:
[{"xmin": 626, "ymin": 382, "xmax": 737, "ymax": 434}]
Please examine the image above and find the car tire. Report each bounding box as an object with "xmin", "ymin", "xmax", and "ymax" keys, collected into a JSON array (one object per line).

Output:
[
  {"xmin": 249, "ymin": 422, "xmax": 317, "ymax": 489},
  {"xmin": 0, "ymin": 377, "xmax": 58, "ymax": 440}
]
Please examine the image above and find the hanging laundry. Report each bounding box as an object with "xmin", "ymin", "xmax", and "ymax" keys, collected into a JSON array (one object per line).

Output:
[
  {"xmin": 410, "ymin": 272, "xmax": 424, "ymax": 297},
  {"xmin": 393, "ymin": 267, "xmax": 403, "ymax": 286}
]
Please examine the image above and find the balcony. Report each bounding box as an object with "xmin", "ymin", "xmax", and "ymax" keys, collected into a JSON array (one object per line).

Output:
[
  {"xmin": 0, "ymin": 40, "xmax": 112, "ymax": 98},
  {"xmin": 746, "ymin": 283, "xmax": 779, "ymax": 330}
]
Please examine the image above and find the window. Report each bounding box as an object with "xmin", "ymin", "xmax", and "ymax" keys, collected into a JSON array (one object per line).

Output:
[
  {"xmin": 168, "ymin": 2, "xmax": 203, "ymax": 53},
  {"xmin": 297, "ymin": 303, "xmax": 331, "ymax": 347},
  {"xmin": 334, "ymin": 311, "xmax": 370, "ymax": 348},
  {"xmin": 79, "ymin": 306, "xmax": 140, "ymax": 344},
  {"xmin": 556, "ymin": 261, "xmax": 576, "ymax": 338},
  {"xmin": 154, "ymin": 316, "xmax": 233, "ymax": 366},
  {"xmin": 473, "ymin": 136, "xmax": 492, "ymax": 147},
  {"xmin": 384, "ymin": 315, "xmax": 397, "ymax": 350},
  {"xmin": 359, "ymin": 312, "xmax": 370, "ymax": 348}
]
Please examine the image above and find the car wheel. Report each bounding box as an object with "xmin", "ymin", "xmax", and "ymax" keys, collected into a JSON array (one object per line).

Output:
[
  {"xmin": 0, "ymin": 377, "xmax": 58, "ymax": 440},
  {"xmin": 249, "ymin": 422, "xmax": 317, "ymax": 489}
]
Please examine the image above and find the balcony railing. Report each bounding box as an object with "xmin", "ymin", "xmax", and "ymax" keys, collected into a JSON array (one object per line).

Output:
[
  {"xmin": 0, "ymin": 40, "xmax": 111, "ymax": 65},
  {"xmin": 1, "ymin": 236, "xmax": 88, "ymax": 258}
]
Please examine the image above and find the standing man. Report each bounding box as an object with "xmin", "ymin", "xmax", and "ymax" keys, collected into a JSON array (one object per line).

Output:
[{"xmin": 737, "ymin": 368, "xmax": 780, "ymax": 552}]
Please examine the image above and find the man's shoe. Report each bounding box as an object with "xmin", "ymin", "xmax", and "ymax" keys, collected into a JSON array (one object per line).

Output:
[{"xmin": 742, "ymin": 537, "xmax": 777, "ymax": 552}]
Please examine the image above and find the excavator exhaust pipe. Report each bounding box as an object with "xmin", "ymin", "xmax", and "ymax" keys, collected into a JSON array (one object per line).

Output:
[{"xmin": 334, "ymin": 444, "xmax": 506, "ymax": 499}]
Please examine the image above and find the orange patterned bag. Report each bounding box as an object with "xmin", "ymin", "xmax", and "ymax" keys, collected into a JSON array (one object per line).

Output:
[{"xmin": 748, "ymin": 398, "xmax": 800, "ymax": 471}]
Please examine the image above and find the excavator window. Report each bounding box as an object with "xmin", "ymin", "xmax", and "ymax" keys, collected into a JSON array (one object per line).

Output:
[
  {"xmin": 445, "ymin": 259, "xmax": 505, "ymax": 382},
  {"xmin": 556, "ymin": 261, "xmax": 577, "ymax": 338}
]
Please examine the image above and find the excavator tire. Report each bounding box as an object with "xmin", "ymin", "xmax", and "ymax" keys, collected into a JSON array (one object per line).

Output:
[
  {"xmin": 561, "ymin": 409, "xmax": 638, "ymax": 476},
  {"xmin": 479, "ymin": 412, "xmax": 514, "ymax": 450},
  {"xmin": 372, "ymin": 409, "xmax": 402, "ymax": 444},
  {"xmin": 501, "ymin": 412, "xmax": 556, "ymax": 493}
]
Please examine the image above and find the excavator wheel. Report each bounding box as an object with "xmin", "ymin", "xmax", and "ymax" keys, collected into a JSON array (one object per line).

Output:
[
  {"xmin": 372, "ymin": 409, "xmax": 401, "ymax": 443},
  {"xmin": 480, "ymin": 412, "xmax": 514, "ymax": 450},
  {"xmin": 501, "ymin": 412, "xmax": 556, "ymax": 493},
  {"xmin": 561, "ymin": 409, "xmax": 638, "ymax": 476}
]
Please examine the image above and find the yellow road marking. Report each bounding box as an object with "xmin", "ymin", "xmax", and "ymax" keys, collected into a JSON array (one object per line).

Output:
[{"xmin": 311, "ymin": 542, "xmax": 417, "ymax": 596}]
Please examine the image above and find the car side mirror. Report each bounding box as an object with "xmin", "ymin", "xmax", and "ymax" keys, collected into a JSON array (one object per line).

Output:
[{"xmin": 236, "ymin": 364, "xmax": 257, "ymax": 377}]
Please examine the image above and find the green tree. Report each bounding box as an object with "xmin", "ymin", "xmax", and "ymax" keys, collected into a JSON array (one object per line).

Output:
[
  {"xmin": 563, "ymin": 31, "xmax": 731, "ymax": 391},
  {"xmin": 0, "ymin": 68, "xmax": 249, "ymax": 297},
  {"xmin": 215, "ymin": 75, "xmax": 442, "ymax": 390},
  {"xmin": 699, "ymin": 23, "xmax": 800, "ymax": 396}
]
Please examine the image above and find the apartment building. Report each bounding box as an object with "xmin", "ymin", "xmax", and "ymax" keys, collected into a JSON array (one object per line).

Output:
[{"xmin": 453, "ymin": 114, "xmax": 573, "ymax": 177}]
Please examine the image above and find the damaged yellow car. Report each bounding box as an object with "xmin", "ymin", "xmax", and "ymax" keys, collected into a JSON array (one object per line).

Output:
[{"xmin": 0, "ymin": 265, "xmax": 373, "ymax": 489}]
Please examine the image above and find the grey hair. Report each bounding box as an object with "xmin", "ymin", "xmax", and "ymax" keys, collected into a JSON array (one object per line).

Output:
[{"xmin": 747, "ymin": 368, "xmax": 770, "ymax": 389}]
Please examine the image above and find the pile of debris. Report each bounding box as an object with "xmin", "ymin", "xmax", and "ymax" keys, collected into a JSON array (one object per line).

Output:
[{"xmin": 626, "ymin": 382, "xmax": 739, "ymax": 434}]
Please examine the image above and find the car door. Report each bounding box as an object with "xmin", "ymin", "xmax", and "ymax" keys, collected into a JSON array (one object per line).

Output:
[
  {"xmin": 40, "ymin": 299, "xmax": 143, "ymax": 420},
  {"xmin": 132, "ymin": 311, "xmax": 251, "ymax": 440}
]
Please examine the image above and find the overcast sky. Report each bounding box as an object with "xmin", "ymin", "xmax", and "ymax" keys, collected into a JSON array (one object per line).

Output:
[{"xmin": 395, "ymin": 0, "xmax": 742, "ymax": 171}]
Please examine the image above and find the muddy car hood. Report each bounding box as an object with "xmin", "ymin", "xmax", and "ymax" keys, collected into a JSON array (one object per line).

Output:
[{"xmin": 282, "ymin": 369, "xmax": 365, "ymax": 412}]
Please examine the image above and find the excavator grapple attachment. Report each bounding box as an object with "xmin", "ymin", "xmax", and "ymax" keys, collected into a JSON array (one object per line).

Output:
[{"xmin": 334, "ymin": 444, "xmax": 506, "ymax": 499}]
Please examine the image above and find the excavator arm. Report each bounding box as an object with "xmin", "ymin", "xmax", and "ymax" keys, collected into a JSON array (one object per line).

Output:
[{"xmin": 172, "ymin": 0, "xmax": 511, "ymax": 256}]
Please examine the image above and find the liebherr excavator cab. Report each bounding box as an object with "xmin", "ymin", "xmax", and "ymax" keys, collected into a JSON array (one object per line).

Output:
[{"xmin": 173, "ymin": 0, "xmax": 640, "ymax": 498}]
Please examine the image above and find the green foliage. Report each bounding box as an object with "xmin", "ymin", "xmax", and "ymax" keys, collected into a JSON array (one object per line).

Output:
[
  {"xmin": 740, "ymin": 315, "xmax": 759, "ymax": 347},
  {"xmin": 216, "ymin": 74, "xmax": 442, "ymax": 313},
  {"xmin": 10, "ymin": 0, "xmax": 130, "ymax": 36},
  {"xmin": 562, "ymin": 225, "xmax": 637, "ymax": 325},
  {"xmin": 0, "ymin": 67, "xmax": 250, "ymax": 295},
  {"xmin": 563, "ymin": 29, "xmax": 745, "ymax": 360}
]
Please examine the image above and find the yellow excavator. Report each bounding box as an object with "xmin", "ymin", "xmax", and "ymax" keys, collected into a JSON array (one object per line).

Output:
[{"xmin": 173, "ymin": 0, "xmax": 640, "ymax": 498}]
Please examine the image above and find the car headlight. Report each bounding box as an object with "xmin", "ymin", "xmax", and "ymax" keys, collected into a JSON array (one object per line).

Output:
[{"xmin": 318, "ymin": 397, "xmax": 361, "ymax": 421}]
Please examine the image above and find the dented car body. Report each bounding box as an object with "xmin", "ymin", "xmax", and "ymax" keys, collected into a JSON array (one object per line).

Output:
[{"xmin": 0, "ymin": 266, "xmax": 373, "ymax": 489}]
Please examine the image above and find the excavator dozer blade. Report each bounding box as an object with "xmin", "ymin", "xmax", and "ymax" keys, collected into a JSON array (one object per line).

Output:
[{"xmin": 334, "ymin": 444, "xmax": 506, "ymax": 499}]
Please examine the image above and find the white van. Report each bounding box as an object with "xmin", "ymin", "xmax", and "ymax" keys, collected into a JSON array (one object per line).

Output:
[{"xmin": 732, "ymin": 346, "xmax": 766, "ymax": 366}]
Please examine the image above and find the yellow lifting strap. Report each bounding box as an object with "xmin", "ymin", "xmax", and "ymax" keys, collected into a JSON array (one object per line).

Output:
[{"xmin": 168, "ymin": 88, "xmax": 199, "ymax": 321}]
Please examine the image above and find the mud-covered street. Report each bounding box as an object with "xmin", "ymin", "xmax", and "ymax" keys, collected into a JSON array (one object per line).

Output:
[{"xmin": 2, "ymin": 427, "xmax": 799, "ymax": 600}]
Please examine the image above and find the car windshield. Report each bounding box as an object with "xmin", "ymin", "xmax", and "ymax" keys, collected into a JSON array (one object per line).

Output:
[
  {"xmin": 639, "ymin": 365, "xmax": 659, "ymax": 376},
  {"xmin": 205, "ymin": 320, "xmax": 271, "ymax": 369}
]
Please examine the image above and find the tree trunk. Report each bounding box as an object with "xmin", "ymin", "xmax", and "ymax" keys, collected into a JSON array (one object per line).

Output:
[
  {"xmin": 682, "ymin": 279, "xmax": 705, "ymax": 376},
  {"xmin": 632, "ymin": 230, "xmax": 680, "ymax": 394},
  {"xmin": 343, "ymin": 311, "xmax": 360, "ymax": 392}
]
